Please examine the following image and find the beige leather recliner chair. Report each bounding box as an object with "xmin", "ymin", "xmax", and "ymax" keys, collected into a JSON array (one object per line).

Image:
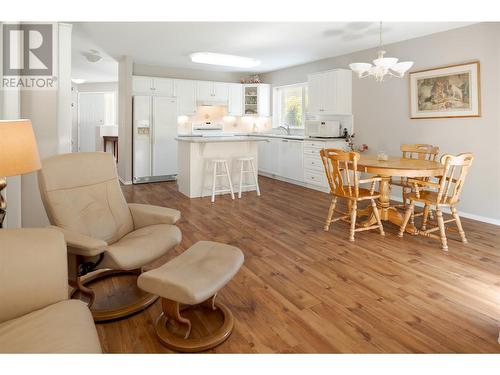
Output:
[
  {"xmin": 37, "ymin": 152, "xmax": 182, "ymax": 321},
  {"xmin": 0, "ymin": 228, "xmax": 101, "ymax": 353}
]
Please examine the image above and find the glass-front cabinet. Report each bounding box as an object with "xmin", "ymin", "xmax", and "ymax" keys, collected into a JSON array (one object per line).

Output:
[
  {"xmin": 244, "ymin": 85, "xmax": 258, "ymax": 115},
  {"xmin": 243, "ymin": 84, "xmax": 270, "ymax": 116}
]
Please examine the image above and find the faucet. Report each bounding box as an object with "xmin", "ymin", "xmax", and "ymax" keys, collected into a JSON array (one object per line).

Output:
[{"xmin": 278, "ymin": 124, "xmax": 291, "ymax": 135}]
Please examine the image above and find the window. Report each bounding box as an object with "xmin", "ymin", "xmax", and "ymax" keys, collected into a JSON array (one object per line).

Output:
[{"xmin": 273, "ymin": 83, "xmax": 308, "ymax": 128}]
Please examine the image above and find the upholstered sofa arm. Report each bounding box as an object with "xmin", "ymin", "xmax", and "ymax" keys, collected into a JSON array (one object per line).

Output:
[
  {"xmin": 0, "ymin": 228, "xmax": 69, "ymax": 323},
  {"xmin": 128, "ymin": 203, "xmax": 181, "ymax": 229},
  {"xmin": 49, "ymin": 226, "xmax": 108, "ymax": 257}
]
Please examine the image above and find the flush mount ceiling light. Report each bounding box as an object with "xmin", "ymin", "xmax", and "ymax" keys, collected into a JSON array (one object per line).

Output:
[
  {"xmin": 190, "ymin": 52, "xmax": 260, "ymax": 68},
  {"xmin": 84, "ymin": 49, "xmax": 103, "ymax": 63},
  {"xmin": 349, "ymin": 22, "xmax": 414, "ymax": 82},
  {"xmin": 71, "ymin": 78, "xmax": 85, "ymax": 84}
]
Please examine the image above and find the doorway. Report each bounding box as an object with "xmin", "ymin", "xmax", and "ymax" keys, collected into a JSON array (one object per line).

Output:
[{"xmin": 77, "ymin": 91, "xmax": 116, "ymax": 152}]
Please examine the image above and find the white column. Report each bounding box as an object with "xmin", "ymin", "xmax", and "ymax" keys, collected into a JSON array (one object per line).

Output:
[{"xmin": 118, "ymin": 55, "xmax": 133, "ymax": 184}]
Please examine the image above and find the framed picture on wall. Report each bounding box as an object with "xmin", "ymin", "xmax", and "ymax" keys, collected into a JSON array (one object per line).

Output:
[{"xmin": 409, "ymin": 61, "xmax": 481, "ymax": 119}]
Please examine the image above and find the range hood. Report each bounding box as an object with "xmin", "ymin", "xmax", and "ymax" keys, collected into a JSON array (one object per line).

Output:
[{"xmin": 196, "ymin": 99, "xmax": 228, "ymax": 107}]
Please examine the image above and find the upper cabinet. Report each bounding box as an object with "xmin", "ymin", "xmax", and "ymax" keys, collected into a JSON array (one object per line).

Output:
[
  {"xmin": 307, "ymin": 69, "xmax": 352, "ymax": 115},
  {"xmin": 196, "ymin": 81, "xmax": 229, "ymax": 102},
  {"xmin": 132, "ymin": 76, "xmax": 152, "ymax": 93},
  {"xmin": 154, "ymin": 78, "xmax": 175, "ymax": 96},
  {"xmin": 132, "ymin": 76, "xmax": 174, "ymax": 96},
  {"xmin": 212, "ymin": 82, "xmax": 229, "ymax": 102},
  {"xmin": 132, "ymin": 76, "xmax": 270, "ymax": 118},
  {"xmin": 243, "ymin": 84, "xmax": 270, "ymax": 117},
  {"xmin": 228, "ymin": 83, "xmax": 243, "ymax": 116},
  {"xmin": 174, "ymin": 80, "xmax": 197, "ymax": 115}
]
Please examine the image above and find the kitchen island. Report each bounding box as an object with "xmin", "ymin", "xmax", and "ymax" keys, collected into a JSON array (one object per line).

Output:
[{"xmin": 176, "ymin": 136, "xmax": 266, "ymax": 198}]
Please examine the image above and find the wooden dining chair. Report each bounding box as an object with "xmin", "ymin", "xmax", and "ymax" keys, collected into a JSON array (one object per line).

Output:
[
  {"xmin": 390, "ymin": 144, "xmax": 440, "ymax": 208},
  {"xmin": 320, "ymin": 149, "xmax": 385, "ymax": 242},
  {"xmin": 398, "ymin": 153, "xmax": 474, "ymax": 251}
]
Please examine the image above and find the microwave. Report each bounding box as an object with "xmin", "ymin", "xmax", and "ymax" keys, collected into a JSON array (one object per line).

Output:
[{"xmin": 305, "ymin": 120, "xmax": 343, "ymax": 138}]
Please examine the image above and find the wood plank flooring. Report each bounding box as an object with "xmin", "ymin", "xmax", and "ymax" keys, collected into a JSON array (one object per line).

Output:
[{"xmin": 95, "ymin": 177, "xmax": 500, "ymax": 353}]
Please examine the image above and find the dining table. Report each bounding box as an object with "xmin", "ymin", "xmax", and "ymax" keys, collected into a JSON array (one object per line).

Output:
[{"xmin": 356, "ymin": 155, "xmax": 444, "ymax": 234}]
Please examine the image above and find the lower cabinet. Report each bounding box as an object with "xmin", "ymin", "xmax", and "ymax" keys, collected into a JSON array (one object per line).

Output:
[
  {"xmin": 258, "ymin": 137, "xmax": 303, "ymax": 183},
  {"xmin": 279, "ymin": 139, "xmax": 304, "ymax": 182},
  {"xmin": 258, "ymin": 138, "xmax": 280, "ymax": 175},
  {"xmin": 258, "ymin": 137, "xmax": 348, "ymax": 192}
]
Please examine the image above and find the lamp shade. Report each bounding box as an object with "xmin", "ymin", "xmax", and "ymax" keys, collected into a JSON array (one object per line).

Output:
[{"xmin": 0, "ymin": 119, "xmax": 41, "ymax": 177}]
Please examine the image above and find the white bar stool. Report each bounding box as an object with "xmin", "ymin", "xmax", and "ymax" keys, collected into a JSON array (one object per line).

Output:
[
  {"xmin": 210, "ymin": 159, "xmax": 235, "ymax": 203},
  {"xmin": 236, "ymin": 157, "xmax": 261, "ymax": 199}
]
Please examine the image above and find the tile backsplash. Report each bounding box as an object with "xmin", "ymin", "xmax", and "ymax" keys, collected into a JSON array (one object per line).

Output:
[{"xmin": 177, "ymin": 105, "xmax": 272, "ymax": 134}]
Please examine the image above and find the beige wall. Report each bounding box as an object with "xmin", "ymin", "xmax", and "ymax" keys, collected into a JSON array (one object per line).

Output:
[{"xmin": 262, "ymin": 22, "xmax": 500, "ymax": 223}]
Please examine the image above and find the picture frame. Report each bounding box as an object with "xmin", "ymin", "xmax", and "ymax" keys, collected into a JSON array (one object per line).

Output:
[{"xmin": 409, "ymin": 61, "xmax": 481, "ymax": 119}]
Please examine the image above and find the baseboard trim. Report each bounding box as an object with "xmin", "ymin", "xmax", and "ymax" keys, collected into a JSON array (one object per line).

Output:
[
  {"xmin": 258, "ymin": 172, "xmax": 329, "ymax": 193},
  {"xmin": 119, "ymin": 177, "xmax": 133, "ymax": 186},
  {"xmin": 389, "ymin": 194, "xmax": 500, "ymax": 226}
]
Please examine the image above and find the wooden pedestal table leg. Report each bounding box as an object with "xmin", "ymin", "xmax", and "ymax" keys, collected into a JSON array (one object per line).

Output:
[
  {"xmin": 154, "ymin": 295, "xmax": 234, "ymax": 353},
  {"xmin": 359, "ymin": 176, "xmax": 418, "ymax": 234}
]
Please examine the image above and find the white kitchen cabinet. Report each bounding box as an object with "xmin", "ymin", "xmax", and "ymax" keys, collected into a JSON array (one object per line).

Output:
[
  {"xmin": 258, "ymin": 137, "xmax": 302, "ymax": 182},
  {"xmin": 228, "ymin": 83, "xmax": 243, "ymax": 116},
  {"xmin": 303, "ymin": 139, "xmax": 348, "ymax": 190},
  {"xmin": 132, "ymin": 76, "xmax": 153, "ymax": 94},
  {"xmin": 268, "ymin": 139, "xmax": 281, "ymax": 175},
  {"xmin": 212, "ymin": 82, "xmax": 229, "ymax": 102},
  {"xmin": 196, "ymin": 81, "xmax": 229, "ymax": 102},
  {"xmin": 174, "ymin": 80, "xmax": 197, "ymax": 115},
  {"xmin": 307, "ymin": 74, "xmax": 324, "ymax": 114},
  {"xmin": 132, "ymin": 76, "xmax": 174, "ymax": 96},
  {"xmin": 154, "ymin": 78, "xmax": 175, "ymax": 96},
  {"xmin": 243, "ymin": 84, "xmax": 270, "ymax": 117},
  {"xmin": 258, "ymin": 140, "xmax": 270, "ymax": 172},
  {"xmin": 307, "ymin": 69, "xmax": 352, "ymax": 115},
  {"xmin": 258, "ymin": 137, "xmax": 280, "ymax": 175},
  {"xmin": 196, "ymin": 81, "xmax": 213, "ymax": 102},
  {"xmin": 279, "ymin": 139, "xmax": 304, "ymax": 182}
]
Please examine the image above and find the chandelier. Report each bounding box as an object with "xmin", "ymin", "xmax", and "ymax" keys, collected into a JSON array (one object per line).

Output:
[{"xmin": 349, "ymin": 22, "xmax": 414, "ymax": 82}]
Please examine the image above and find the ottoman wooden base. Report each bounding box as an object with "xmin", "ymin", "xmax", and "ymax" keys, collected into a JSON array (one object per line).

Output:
[
  {"xmin": 137, "ymin": 241, "xmax": 244, "ymax": 352},
  {"xmin": 155, "ymin": 296, "xmax": 234, "ymax": 352}
]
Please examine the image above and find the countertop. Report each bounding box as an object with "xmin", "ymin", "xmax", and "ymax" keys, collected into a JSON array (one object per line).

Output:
[
  {"xmin": 176, "ymin": 133, "xmax": 347, "ymax": 142},
  {"xmin": 175, "ymin": 136, "xmax": 268, "ymax": 143}
]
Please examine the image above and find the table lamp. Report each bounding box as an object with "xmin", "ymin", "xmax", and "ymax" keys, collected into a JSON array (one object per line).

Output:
[{"xmin": 0, "ymin": 119, "xmax": 41, "ymax": 228}]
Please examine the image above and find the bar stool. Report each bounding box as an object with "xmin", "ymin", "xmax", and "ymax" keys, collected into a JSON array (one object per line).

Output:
[
  {"xmin": 210, "ymin": 159, "xmax": 235, "ymax": 203},
  {"xmin": 236, "ymin": 157, "xmax": 261, "ymax": 199}
]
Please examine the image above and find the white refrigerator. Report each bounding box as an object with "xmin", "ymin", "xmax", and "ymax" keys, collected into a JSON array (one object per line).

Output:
[{"xmin": 133, "ymin": 95, "xmax": 178, "ymax": 184}]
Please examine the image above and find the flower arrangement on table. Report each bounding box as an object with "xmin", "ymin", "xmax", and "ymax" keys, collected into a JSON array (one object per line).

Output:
[{"xmin": 345, "ymin": 132, "xmax": 368, "ymax": 153}]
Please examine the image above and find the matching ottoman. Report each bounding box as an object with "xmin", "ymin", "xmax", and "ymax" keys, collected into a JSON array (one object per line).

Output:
[{"xmin": 138, "ymin": 241, "xmax": 244, "ymax": 352}]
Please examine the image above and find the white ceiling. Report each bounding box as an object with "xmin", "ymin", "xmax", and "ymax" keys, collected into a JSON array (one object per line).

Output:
[{"xmin": 71, "ymin": 22, "xmax": 474, "ymax": 82}]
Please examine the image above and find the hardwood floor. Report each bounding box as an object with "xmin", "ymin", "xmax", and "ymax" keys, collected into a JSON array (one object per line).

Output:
[{"xmin": 95, "ymin": 177, "xmax": 500, "ymax": 353}]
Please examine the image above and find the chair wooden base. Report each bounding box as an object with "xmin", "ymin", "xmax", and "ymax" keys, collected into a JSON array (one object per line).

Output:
[
  {"xmin": 398, "ymin": 202, "xmax": 468, "ymax": 251},
  {"xmin": 155, "ymin": 296, "xmax": 234, "ymax": 353},
  {"xmin": 324, "ymin": 197, "xmax": 385, "ymax": 242},
  {"xmin": 70, "ymin": 269, "xmax": 158, "ymax": 322}
]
